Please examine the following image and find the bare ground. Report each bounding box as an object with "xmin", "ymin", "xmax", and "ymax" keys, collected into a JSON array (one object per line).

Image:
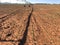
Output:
[{"xmin": 0, "ymin": 4, "xmax": 60, "ymax": 45}]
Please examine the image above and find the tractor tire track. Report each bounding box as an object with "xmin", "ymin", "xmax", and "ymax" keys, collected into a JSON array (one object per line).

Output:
[
  {"xmin": 0, "ymin": 8, "xmax": 24, "ymax": 23},
  {"xmin": 32, "ymin": 13, "xmax": 56, "ymax": 45},
  {"xmin": 38, "ymin": 14, "xmax": 59, "ymax": 45}
]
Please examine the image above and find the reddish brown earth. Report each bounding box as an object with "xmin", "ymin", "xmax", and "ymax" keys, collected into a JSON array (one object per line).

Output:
[{"xmin": 0, "ymin": 4, "xmax": 60, "ymax": 45}]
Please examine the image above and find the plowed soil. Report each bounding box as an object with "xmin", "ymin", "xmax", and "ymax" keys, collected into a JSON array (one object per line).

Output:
[{"xmin": 0, "ymin": 4, "xmax": 60, "ymax": 45}]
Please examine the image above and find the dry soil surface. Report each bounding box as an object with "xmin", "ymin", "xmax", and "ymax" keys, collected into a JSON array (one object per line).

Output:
[{"xmin": 0, "ymin": 4, "xmax": 60, "ymax": 45}]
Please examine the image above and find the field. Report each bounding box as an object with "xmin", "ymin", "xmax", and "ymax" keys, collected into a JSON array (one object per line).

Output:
[{"xmin": 0, "ymin": 4, "xmax": 60, "ymax": 45}]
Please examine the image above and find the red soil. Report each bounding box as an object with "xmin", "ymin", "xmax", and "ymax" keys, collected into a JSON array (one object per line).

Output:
[{"xmin": 0, "ymin": 4, "xmax": 60, "ymax": 45}]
